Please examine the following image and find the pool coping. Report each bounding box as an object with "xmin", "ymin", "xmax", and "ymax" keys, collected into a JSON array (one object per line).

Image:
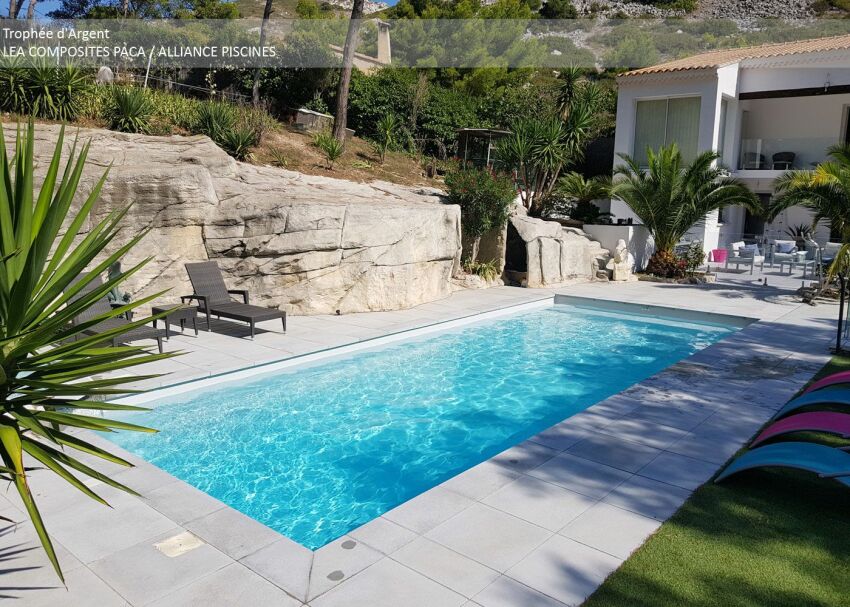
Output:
[{"xmin": 17, "ymin": 282, "xmax": 832, "ymax": 607}]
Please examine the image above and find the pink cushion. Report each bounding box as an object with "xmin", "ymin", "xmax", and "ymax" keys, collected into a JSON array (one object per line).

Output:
[
  {"xmin": 752, "ymin": 412, "xmax": 850, "ymax": 447},
  {"xmin": 804, "ymin": 370, "xmax": 850, "ymax": 394}
]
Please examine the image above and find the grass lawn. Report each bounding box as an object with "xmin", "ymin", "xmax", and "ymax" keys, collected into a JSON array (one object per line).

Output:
[{"xmin": 583, "ymin": 356, "xmax": 850, "ymax": 607}]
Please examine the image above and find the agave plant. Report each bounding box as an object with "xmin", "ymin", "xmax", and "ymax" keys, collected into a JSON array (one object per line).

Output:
[
  {"xmin": 195, "ymin": 101, "xmax": 237, "ymax": 142},
  {"xmin": 0, "ymin": 123, "xmax": 174, "ymax": 581}
]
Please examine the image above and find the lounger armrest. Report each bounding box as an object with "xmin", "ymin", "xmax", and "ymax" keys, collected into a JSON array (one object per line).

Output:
[
  {"xmin": 228, "ymin": 289, "xmax": 249, "ymax": 304},
  {"xmin": 181, "ymin": 294, "xmax": 208, "ymax": 310}
]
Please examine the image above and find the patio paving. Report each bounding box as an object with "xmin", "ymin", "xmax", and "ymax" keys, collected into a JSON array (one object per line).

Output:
[{"xmin": 0, "ymin": 264, "xmax": 837, "ymax": 606}]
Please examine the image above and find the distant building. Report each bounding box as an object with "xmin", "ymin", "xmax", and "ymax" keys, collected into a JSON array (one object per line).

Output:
[{"xmin": 329, "ymin": 19, "xmax": 391, "ymax": 75}]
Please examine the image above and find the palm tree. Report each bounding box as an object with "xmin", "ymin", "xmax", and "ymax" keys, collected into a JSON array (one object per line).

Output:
[
  {"xmin": 551, "ymin": 172, "xmax": 612, "ymax": 223},
  {"xmin": 612, "ymin": 143, "xmax": 759, "ymax": 277},
  {"xmin": 771, "ymin": 144, "xmax": 850, "ymax": 279}
]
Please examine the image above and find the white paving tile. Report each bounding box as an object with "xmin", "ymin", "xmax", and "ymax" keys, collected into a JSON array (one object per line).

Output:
[
  {"xmin": 310, "ymin": 558, "xmax": 466, "ymax": 607},
  {"xmin": 482, "ymin": 475, "xmax": 596, "ymax": 531},
  {"xmin": 560, "ymin": 502, "xmax": 662, "ymax": 559},
  {"xmin": 566, "ymin": 433, "xmax": 661, "ymax": 473},
  {"xmin": 506, "ymin": 535, "xmax": 622, "ymax": 607},
  {"xmin": 440, "ymin": 461, "xmax": 520, "ymax": 501},
  {"xmin": 425, "ymin": 504, "xmax": 551, "ymax": 572},
  {"xmin": 349, "ymin": 516, "xmax": 418, "ymax": 554},
  {"xmin": 474, "ymin": 575, "xmax": 568, "ymax": 607},
  {"xmin": 526, "ymin": 453, "xmax": 632, "ymax": 500},
  {"xmin": 307, "ymin": 535, "xmax": 383, "ymax": 600},
  {"xmin": 637, "ymin": 451, "xmax": 720, "ymax": 491},
  {"xmin": 384, "ymin": 486, "xmax": 474, "ymax": 535},
  {"xmin": 392, "ymin": 537, "xmax": 500, "ymax": 598},
  {"xmin": 602, "ymin": 475, "xmax": 692, "ymax": 520}
]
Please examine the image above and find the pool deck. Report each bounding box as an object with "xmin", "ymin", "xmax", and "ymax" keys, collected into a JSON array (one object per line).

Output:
[{"xmin": 2, "ymin": 268, "xmax": 837, "ymax": 607}]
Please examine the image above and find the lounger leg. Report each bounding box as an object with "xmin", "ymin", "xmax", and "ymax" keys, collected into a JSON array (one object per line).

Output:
[
  {"xmin": 282, "ymin": 314, "xmax": 287, "ymax": 333},
  {"xmin": 156, "ymin": 337, "xmax": 163, "ymax": 354},
  {"xmin": 206, "ymin": 309, "xmax": 211, "ymax": 331},
  {"xmin": 165, "ymin": 320, "xmax": 171, "ymax": 341},
  {"xmin": 193, "ymin": 316, "xmax": 199, "ymax": 336},
  {"xmin": 250, "ymin": 320, "xmax": 255, "ymax": 340}
]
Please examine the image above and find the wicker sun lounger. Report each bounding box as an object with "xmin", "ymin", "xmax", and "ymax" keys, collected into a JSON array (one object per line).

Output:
[
  {"xmin": 69, "ymin": 274, "xmax": 166, "ymax": 353},
  {"xmin": 183, "ymin": 261, "xmax": 287, "ymax": 339}
]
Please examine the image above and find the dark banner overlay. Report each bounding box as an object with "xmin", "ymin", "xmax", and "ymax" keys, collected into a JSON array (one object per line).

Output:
[{"xmin": 1, "ymin": 19, "xmax": 849, "ymax": 69}]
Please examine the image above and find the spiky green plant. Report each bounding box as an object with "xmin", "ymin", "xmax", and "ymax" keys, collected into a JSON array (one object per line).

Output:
[
  {"xmin": 0, "ymin": 123, "xmax": 174, "ymax": 581},
  {"xmin": 373, "ymin": 114, "xmax": 400, "ymax": 164},
  {"xmin": 612, "ymin": 143, "xmax": 760, "ymax": 276},
  {"xmin": 314, "ymin": 131, "xmax": 344, "ymax": 170},
  {"xmin": 108, "ymin": 87, "xmax": 154, "ymax": 134},
  {"xmin": 195, "ymin": 101, "xmax": 237, "ymax": 142},
  {"xmin": 219, "ymin": 127, "xmax": 258, "ymax": 161},
  {"xmin": 772, "ymin": 144, "xmax": 850, "ymax": 280}
]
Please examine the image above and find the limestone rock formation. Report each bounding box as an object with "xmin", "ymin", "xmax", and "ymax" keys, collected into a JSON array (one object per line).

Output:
[
  {"xmin": 10, "ymin": 124, "xmax": 461, "ymax": 315},
  {"xmin": 506, "ymin": 210, "xmax": 609, "ymax": 288}
]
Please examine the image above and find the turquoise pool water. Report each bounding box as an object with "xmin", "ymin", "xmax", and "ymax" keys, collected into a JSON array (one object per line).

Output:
[{"xmin": 109, "ymin": 304, "xmax": 733, "ymax": 549}]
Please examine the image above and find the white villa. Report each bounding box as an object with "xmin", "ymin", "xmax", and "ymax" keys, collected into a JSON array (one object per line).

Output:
[{"xmin": 608, "ymin": 34, "xmax": 850, "ymax": 258}]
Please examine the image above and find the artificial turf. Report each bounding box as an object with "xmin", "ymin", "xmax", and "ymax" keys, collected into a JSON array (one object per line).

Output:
[{"xmin": 583, "ymin": 356, "xmax": 850, "ymax": 607}]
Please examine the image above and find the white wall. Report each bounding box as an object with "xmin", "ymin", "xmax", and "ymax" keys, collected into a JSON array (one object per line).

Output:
[{"xmin": 611, "ymin": 71, "xmax": 723, "ymax": 222}]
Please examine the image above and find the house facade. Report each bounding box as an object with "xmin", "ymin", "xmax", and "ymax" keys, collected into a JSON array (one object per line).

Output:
[{"xmin": 609, "ymin": 35, "xmax": 850, "ymax": 254}]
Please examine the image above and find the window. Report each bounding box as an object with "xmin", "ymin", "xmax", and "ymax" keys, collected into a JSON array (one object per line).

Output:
[{"xmin": 634, "ymin": 97, "xmax": 701, "ymax": 166}]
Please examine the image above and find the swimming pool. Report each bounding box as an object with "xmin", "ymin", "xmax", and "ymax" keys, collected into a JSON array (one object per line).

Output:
[{"xmin": 109, "ymin": 303, "xmax": 736, "ymax": 549}]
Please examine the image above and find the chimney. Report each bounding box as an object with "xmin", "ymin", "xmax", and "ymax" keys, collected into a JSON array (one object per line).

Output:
[{"xmin": 375, "ymin": 20, "xmax": 391, "ymax": 65}]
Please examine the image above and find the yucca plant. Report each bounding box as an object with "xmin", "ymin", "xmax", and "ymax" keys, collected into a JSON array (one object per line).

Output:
[
  {"xmin": 314, "ymin": 131, "xmax": 344, "ymax": 170},
  {"xmin": 0, "ymin": 123, "xmax": 174, "ymax": 581},
  {"xmin": 219, "ymin": 127, "xmax": 258, "ymax": 161},
  {"xmin": 373, "ymin": 114, "xmax": 400, "ymax": 164},
  {"xmin": 195, "ymin": 101, "xmax": 237, "ymax": 142},
  {"xmin": 108, "ymin": 87, "xmax": 154, "ymax": 134}
]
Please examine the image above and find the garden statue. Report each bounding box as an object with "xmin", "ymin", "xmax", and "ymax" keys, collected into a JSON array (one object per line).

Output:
[
  {"xmin": 96, "ymin": 66, "xmax": 114, "ymax": 85},
  {"xmin": 606, "ymin": 239, "xmax": 635, "ymax": 281},
  {"xmin": 106, "ymin": 262, "xmax": 132, "ymax": 305}
]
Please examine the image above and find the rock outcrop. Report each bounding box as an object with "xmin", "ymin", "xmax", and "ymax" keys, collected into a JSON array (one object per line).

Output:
[
  {"xmin": 506, "ymin": 210, "xmax": 610, "ymax": 287},
  {"xmin": 11, "ymin": 124, "xmax": 461, "ymax": 315}
]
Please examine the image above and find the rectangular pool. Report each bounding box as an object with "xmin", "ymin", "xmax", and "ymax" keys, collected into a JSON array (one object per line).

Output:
[{"xmin": 108, "ymin": 303, "xmax": 737, "ymax": 549}]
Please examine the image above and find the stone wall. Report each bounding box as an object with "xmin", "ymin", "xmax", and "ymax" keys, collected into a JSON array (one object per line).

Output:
[
  {"xmin": 10, "ymin": 124, "xmax": 461, "ymax": 315},
  {"xmin": 507, "ymin": 210, "xmax": 610, "ymax": 287}
]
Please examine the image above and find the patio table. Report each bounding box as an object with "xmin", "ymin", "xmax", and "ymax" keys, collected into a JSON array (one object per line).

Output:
[{"xmin": 151, "ymin": 305, "xmax": 199, "ymax": 340}]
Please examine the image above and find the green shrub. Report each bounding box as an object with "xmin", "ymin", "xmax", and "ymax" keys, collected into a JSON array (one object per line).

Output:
[
  {"xmin": 219, "ymin": 127, "xmax": 257, "ymax": 161},
  {"xmin": 108, "ymin": 87, "xmax": 154, "ymax": 134},
  {"xmin": 0, "ymin": 62, "xmax": 90, "ymax": 121},
  {"xmin": 445, "ymin": 167, "xmax": 516, "ymax": 262},
  {"xmin": 314, "ymin": 131, "xmax": 344, "ymax": 170},
  {"xmin": 196, "ymin": 101, "xmax": 237, "ymax": 141},
  {"xmin": 462, "ymin": 258, "xmax": 501, "ymax": 281}
]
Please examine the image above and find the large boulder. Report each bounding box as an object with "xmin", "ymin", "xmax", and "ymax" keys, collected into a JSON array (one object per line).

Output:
[
  {"xmin": 9, "ymin": 124, "xmax": 461, "ymax": 315},
  {"xmin": 506, "ymin": 209, "xmax": 609, "ymax": 287}
]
